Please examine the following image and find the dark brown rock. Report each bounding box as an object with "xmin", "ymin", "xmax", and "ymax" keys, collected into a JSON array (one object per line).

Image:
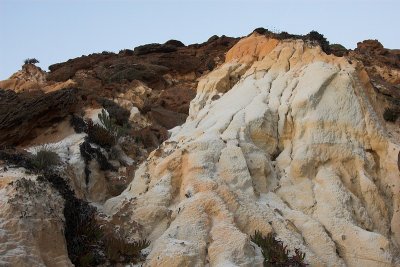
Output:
[
  {"xmin": 2, "ymin": 35, "xmax": 239, "ymax": 147},
  {"xmin": 351, "ymin": 39, "xmax": 400, "ymax": 123},
  {"xmin": 156, "ymin": 86, "xmax": 196, "ymax": 114},
  {"xmin": 131, "ymin": 125, "xmax": 168, "ymax": 149},
  {"xmin": 48, "ymin": 53, "xmax": 114, "ymax": 82},
  {"xmin": 148, "ymin": 107, "xmax": 187, "ymax": 129},
  {"xmin": 354, "ymin": 40, "xmax": 400, "ymax": 69},
  {"xmin": 0, "ymin": 88, "xmax": 82, "ymax": 146}
]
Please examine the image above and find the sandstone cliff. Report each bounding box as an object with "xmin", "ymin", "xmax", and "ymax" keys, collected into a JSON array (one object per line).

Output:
[
  {"xmin": 102, "ymin": 33, "xmax": 400, "ymax": 266},
  {"xmin": 0, "ymin": 31, "xmax": 399, "ymax": 267}
]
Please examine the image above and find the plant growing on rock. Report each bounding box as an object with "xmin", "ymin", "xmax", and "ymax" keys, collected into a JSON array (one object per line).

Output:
[
  {"xmin": 73, "ymin": 106, "xmax": 130, "ymax": 149},
  {"xmin": 99, "ymin": 98, "xmax": 130, "ymax": 125},
  {"xmin": 31, "ymin": 146, "xmax": 60, "ymax": 171},
  {"xmin": 306, "ymin": 31, "xmax": 330, "ymax": 54},
  {"xmin": 86, "ymin": 119, "xmax": 117, "ymax": 148},
  {"xmin": 251, "ymin": 231, "xmax": 307, "ymax": 267},
  {"xmin": 23, "ymin": 58, "xmax": 39, "ymax": 65},
  {"xmin": 329, "ymin": 43, "xmax": 348, "ymax": 57},
  {"xmin": 98, "ymin": 109, "xmax": 129, "ymax": 140},
  {"xmin": 38, "ymin": 172, "xmax": 105, "ymax": 266}
]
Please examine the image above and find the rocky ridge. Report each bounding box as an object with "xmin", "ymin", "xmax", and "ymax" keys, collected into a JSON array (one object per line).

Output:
[
  {"xmin": 0, "ymin": 35, "xmax": 238, "ymax": 147},
  {"xmin": 0, "ymin": 30, "xmax": 399, "ymax": 266}
]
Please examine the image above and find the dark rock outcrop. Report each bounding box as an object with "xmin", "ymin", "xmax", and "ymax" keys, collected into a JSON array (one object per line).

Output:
[
  {"xmin": 0, "ymin": 36, "xmax": 239, "ymax": 147},
  {"xmin": 351, "ymin": 40, "xmax": 400, "ymax": 122},
  {"xmin": 0, "ymin": 88, "xmax": 82, "ymax": 146},
  {"xmin": 133, "ymin": 43, "xmax": 178, "ymax": 55}
]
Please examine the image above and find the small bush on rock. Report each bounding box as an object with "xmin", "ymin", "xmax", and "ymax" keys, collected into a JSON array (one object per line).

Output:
[
  {"xmin": 24, "ymin": 58, "xmax": 39, "ymax": 65},
  {"xmin": 306, "ymin": 31, "xmax": 330, "ymax": 54},
  {"xmin": 329, "ymin": 43, "xmax": 346, "ymax": 51},
  {"xmin": 253, "ymin": 27, "xmax": 270, "ymax": 35},
  {"xmin": 275, "ymin": 31, "xmax": 295, "ymax": 40},
  {"xmin": 31, "ymin": 147, "xmax": 60, "ymax": 171},
  {"xmin": 252, "ymin": 27, "xmax": 332, "ymax": 54},
  {"xmin": 99, "ymin": 99, "xmax": 130, "ymax": 126},
  {"xmin": 38, "ymin": 172, "xmax": 105, "ymax": 267},
  {"xmin": 86, "ymin": 119, "xmax": 116, "ymax": 148},
  {"xmin": 98, "ymin": 109, "xmax": 129, "ymax": 139},
  {"xmin": 251, "ymin": 231, "xmax": 307, "ymax": 267},
  {"xmin": 71, "ymin": 109, "xmax": 128, "ymax": 148},
  {"xmin": 118, "ymin": 49, "xmax": 134, "ymax": 56},
  {"xmin": 329, "ymin": 44, "xmax": 348, "ymax": 57}
]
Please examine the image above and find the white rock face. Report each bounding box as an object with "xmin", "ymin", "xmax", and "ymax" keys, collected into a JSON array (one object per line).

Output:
[
  {"xmin": 0, "ymin": 169, "xmax": 72, "ymax": 267},
  {"xmin": 104, "ymin": 34, "xmax": 400, "ymax": 266}
]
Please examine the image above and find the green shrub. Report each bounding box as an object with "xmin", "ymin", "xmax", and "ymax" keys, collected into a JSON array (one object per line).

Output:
[
  {"xmin": 251, "ymin": 231, "xmax": 307, "ymax": 267},
  {"xmin": 275, "ymin": 31, "xmax": 295, "ymax": 40},
  {"xmin": 99, "ymin": 99, "xmax": 130, "ymax": 125},
  {"xmin": 253, "ymin": 27, "xmax": 270, "ymax": 35},
  {"xmin": 38, "ymin": 172, "xmax": 106, "ymax": 266},
  {"xmin": 329, "ymin": 44, "xmax": 348, "ymax": 57},
  {"xmin": 24, "ymin": 58, "xmax": 39, "ymax": 65},
  {"xmin": 98, "ymin": 109, "xmax": 129, "ymax": 140},
  {"xmin": 119, "ymin": 49, "xmax": 134, "ymax": 56},
  {"xmin": 306, "ymin": 31, "xmax": 330, "ymax": 54},
  {"xmin": 86, "ymin": 119, "xmax": 116, "ymax": 148},
  {"xmin": 329, "ymin": 44, "xmax": 346, "ymax": 51},
  {"xmin": 31, "ymin": 147, "xmax": 60, "ymax": 171},
  {"xmin": 75, "ymin": 109, "xmax": 129, "ymax": 148}
]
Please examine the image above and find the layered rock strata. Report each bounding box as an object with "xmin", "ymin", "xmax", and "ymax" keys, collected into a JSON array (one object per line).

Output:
[{"xmin": 0, "ymin": 36, "xmax": 238, "ymax": 148}]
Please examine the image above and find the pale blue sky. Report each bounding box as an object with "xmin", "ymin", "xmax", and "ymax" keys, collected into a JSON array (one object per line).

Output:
[{"xmin": 0, "ymin": 0, "xmax": 398, "ymax": 80}]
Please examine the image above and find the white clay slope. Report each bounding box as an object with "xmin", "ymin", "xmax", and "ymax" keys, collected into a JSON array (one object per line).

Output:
[{"xmin": 104, "ymin": 33, "xmax": 400, "ymax": 266}]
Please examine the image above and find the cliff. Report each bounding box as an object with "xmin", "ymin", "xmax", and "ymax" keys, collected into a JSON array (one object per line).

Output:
[{"xmin": 0, "ymin": 30, "xmax": 399, "ymax": 266}]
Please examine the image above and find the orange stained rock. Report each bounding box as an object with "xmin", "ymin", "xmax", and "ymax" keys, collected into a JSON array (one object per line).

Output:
[{"xmin": 225, "ymin": 33, "xmax": 279, "ymax": 63}]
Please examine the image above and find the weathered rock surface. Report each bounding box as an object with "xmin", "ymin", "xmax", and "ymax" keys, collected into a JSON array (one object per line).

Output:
[
  {"xmin": 0, "ymin": 64, "xmax": 76, "ymax": 93},
  {"xmin": 0, "ymin": 36, "xmax": 238, "ymax": 148},
  {"xmin": 104, "ymin": 34, "xmax": 400, "ymax": 266},
  {"xmin": 0, "ymin": 64, "xmax": 47, "ymax": 92},
  {"xmin": 0, "ymin": 88, "xmax": 82, "ymax": 146},
  {"xmin": 350, "ymin": 40, "xmax": 400, "ymax": 143},
  {"xmin": 0, "ymin": 171, "xmax": 71, "ymax": 266},
  {"xmin": 0, "ymin": 31, "xmax": 400, "ymax": 267}
]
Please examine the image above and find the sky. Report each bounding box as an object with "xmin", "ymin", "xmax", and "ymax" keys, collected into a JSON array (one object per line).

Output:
[{"xmin": 0, "ymin": 0, "xmax": 399, "ymax": 80}]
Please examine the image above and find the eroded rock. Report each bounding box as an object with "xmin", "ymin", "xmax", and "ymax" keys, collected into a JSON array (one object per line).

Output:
[{"xmin": 104, "ymin": 34, "xmax": 400, "ymax": 266}]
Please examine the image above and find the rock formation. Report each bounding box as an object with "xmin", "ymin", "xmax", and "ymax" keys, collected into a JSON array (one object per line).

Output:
[
  {"xmin": 0, "ymin": 36, "xmax": 238, "ymax": 148},
  {"xmin": 0, "ymin": 31, "xmax": 399, "ymax": 266},
  {"xmin": 104, "ymin": 33, "xmax": 400, "ymax": 266}
]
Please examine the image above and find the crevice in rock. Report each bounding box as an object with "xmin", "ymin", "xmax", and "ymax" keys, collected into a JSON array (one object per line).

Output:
[{"xmin": 321, "ymin": 224, "xmax": 345, "ymax": 263}]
